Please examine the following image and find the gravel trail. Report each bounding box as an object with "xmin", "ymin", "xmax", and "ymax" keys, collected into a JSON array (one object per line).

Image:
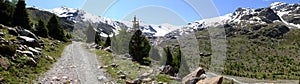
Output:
[{"xmin": 38, "ymin": 42, "xmax": 109, "ymax": 84}]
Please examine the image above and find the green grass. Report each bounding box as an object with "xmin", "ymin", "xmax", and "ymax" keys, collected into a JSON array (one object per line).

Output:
[
  {"xmin": 0, "ymin": 37, "xmax": 71, "ymax": 83},
  {"xmin": 194, "ymin": 23, "xmax": 300, "ymax": 80}
]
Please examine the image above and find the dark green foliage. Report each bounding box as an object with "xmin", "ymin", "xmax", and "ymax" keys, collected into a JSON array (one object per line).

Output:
[
  {"xmin": 163, "ymin": 46, "xmax": 182, "ymax": 74},
  {"xmin": 164, "ymin": 47, "xmax": 173, "ymax": 66},
  {"xmin": 0, "ymin": 44, "xmax": 16, "ymax": 56},
  {"xmin": 129, "ymin": 30, "xmax": 151, "ymax": 65},
  {"xmin": 85, "ymin": 24, "xmax": 95, "ymax": 43},
  {"xmin": 66, "ymin": 33, "xmax": 73, "ymax": 39},
  {"xmin": 104, "ymin": 36, "xmax": 111, "ymax": 47},
  {"xmin": 0, "ymin": 0, "xmax": 14, "ymax": 26},
  {"xmin": 47, "ymin": 15, "xmax": 66, "ymax": 41},
  {"xmin": 95, "ymin": 32, "xmax": 102, "ymax": 46},
  {"xmin": 35, "ymin": 19, "xmax": 48, "ymax": 38},
  {"xmin": 12, "ymin": 0, "xmax": 32, "ymax": 31}
]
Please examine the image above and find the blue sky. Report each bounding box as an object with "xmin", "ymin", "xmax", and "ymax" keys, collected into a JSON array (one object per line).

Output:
[{"xmin": 27, "ymin": 0, "xmax": 299, "ymax": 25}]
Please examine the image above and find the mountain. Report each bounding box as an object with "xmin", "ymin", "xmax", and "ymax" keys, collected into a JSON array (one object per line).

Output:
[
  {"xmin": 27, "ymin": 6, "xmax": 182, "ymax": 38},
  {"xmin": 164, "ymin": 2, "xmax": 300, "ymax": 39}
]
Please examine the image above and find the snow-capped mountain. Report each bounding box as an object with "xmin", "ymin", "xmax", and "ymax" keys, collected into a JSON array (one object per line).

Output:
[
  {"xmin": 164, "ymin": 2, "xmax": 300, "ymax": 39},
  {"xmin": 38, "ymin": 6, "xmax": 181, "ymax": 37}
]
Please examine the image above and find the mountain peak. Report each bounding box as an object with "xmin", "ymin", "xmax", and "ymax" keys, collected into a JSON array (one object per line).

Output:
[{"xmin": 270, "ymin": 2, "xmax": 289, "ymax": 10}]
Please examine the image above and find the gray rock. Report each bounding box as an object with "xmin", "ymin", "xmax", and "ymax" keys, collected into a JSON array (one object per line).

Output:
[
  {"xmin": 0, "ymin": 32, "xmax": 4, "ymax": 37},
  {"xmin": 28, "ymin": 57, "xmax": 37, "ymax": 66},
  {"xmin": 103, "ymin": 46, "xmax": 113, "ymax": 52},
  {"xmin": 22, "ymin": 51, "xmax": 35, "ymax": 58},
  {"xmin": 7, "ymin": 27, "xmax": 18, "ymax": 35},
  {"xmin": 18, "ymin": 36, "xmax": 40, "ymax": 47},
  {"xmin": 20, "ymin": 29, "xmax": 39, "ymax": 40},
  {"xmin": 28, "ymin": 47, "xmax": 41, "ymax": 55}
]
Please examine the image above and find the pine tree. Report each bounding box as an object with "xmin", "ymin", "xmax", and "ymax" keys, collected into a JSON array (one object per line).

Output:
[
  {"xmin": 104, "ymin": 36, "xmax": 111, "ymax": 47},
  {"xmin": 164, "ymin": 47, "xmax": 173, "ymax": 66},
  {"xmin": 0, "ymin": 0, "xmax": 14, "ymax": 26},
  {"xmin": 35, "ymin": 19, "xmax": 48, "ymax": 37},
  {"xmin": 129, "ymin": 30, "xmax": 151, "ymax": 65},
  {"xmin": 95, "ymin": 32, "xmax": 102, "ymax": 46},
  {"xmin": 12, "ymin": 0, "xmax": 31, "ymax": 31},
  {"xmin": 47, "ymin": 15, "xmax": 66, "ymax": 41}
]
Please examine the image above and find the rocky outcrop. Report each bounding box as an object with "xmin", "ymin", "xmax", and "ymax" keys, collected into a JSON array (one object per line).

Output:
[
  {"xmin": 196, "ymin": 76, "xmax": 223, "ymax": 84},
  {"xmin": 160, "ymin": 65, "xmax": 176, "ymax": 76},
  {"xmin": 182, "ymin": 67, "xmax": 206, "ymax": 84},
  {"xmin": 18, "ymin": 36, "xmax": 40, "ymax": 47}
]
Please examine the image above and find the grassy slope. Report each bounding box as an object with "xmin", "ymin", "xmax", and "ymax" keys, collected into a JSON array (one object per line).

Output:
[
  {"xmin": 196, "ymin": 23, "xmax": 300, "ymax": 80},
  {"xmin": 0, "ymin": 28, "xmax": 71, "ymax": 83}
]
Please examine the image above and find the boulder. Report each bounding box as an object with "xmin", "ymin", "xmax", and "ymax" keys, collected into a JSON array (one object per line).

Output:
[
  {"xmin": 7, "ymin": 27, "xmax": 18, "ymax": 36},
  {"xmin": 95, "ymin": 45, "xmax": 103, "ymax": 50},
  {"xmin": 22, "ymin": 51, "xmax": 35, "ymax": 58},
  {"xmin": 28, "ymin": 47, "xmax": 41, "ymax": 55},
  {"xmin": 0, "ymin": 32, "xmax": 4, "ymax": 37},
  {"xmin": 0, "ymin": 57, "xmax": 10, "ymax": 70},
  {"xmin": 196, "ymin": 76, "xmax": 223, "ymax": 84},
  {"xmin": 18, "ymin": 36, "xmax": 40, "ymax": 47},
  {"xmin": 182, "ymin": 67, "xmax": 206, "ymax": 84},
  {"xmin": 124, "ymin": 53, "xmax": 132, "ymax": 58},
  {"xmin": 20, "ymin": 29, "xmax": 39, "ymax": 40},
  {"xmin": 160, "ymin": 65, "xmax": 176, "ymax": 76},
  {"xmin": 0, "ymin": 24, "xmax": 4, "ymax": 29},
  {"xmin": 27, "ymin": 57, "xmax": 37, "ymax": 67},
  {"xmin": 103, "ymin": 46, "xmax": 113, "ymax": 52},
  {"xmin": 200, "ymin": 52, "xmax": 212, "ymax": 57}
]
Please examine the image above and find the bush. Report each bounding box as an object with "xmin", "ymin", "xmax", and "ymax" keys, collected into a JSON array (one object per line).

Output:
[{"xmin": 0, "ymin": 44, "xmax": 16, "ymax": 56}]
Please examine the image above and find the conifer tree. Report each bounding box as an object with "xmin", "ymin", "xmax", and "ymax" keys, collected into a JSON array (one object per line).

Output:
[
  {"xmin": 95, "ymin": 32, "xmax": 102, "ymax": 46},
  {"xmin": 0, "ymin": 0, "xmax": 14, "ymax": 26},
  {"xmin": 129, "ymin": 30, "xmax": 151, "ymax": 65},
  {"xmin": 164, "ymin": 47, "xmax": 173, "ymax": 66},
  {"xmin": 104, "ymin": 36, "xmax": 111, "ymax": 47},
  {"xmin": 35, "ymin": 19, "xmax": 48, "ymax": 37},
  {"xmin": 47, "ymin": 15, "xmax": 66, "ymax": 41},
  {"xmin": 12, "ymin": 0, "xmax": 31, "ymax": 30}
]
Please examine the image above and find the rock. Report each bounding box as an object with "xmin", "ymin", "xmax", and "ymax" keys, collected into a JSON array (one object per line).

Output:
[
  {"xmin": 126, "ymin": 78, "xmax": 141, "ymax": 84},
  {"xmin": 124, "ymin": 53, "xmax": 131, "ymax": 58},
  {"xmin": 22, "ymin": 51, "xmax": 35, "ymax": 58},
  {"xmin": 20, "ymin": 29, "xmax": 39, "ymax": 40},
  {"xmin": 97, "ymin": 76, "xmax": 107, "ymax": 81},
  {"xmin": 0, "ymin": 57, "xmax": 10, "ymax": 70},
  {"xmin": 110, "ymin": 63, "xmax": 119, "ymax": 68},
  {"xmin": 52, "ymin": 76, "xmax": 60, "ymax": 81},
  {"xmin": 28, "ymin": 47, "xmax": 41, "ymax": 55},
  {"xmin": 95, "ymin": 45, "xmax": 103, "ymax": 50},
  {"xmin": 141, "ymin": 78, "xmax": 152, "ymax": 82},
  {"xmin": 0, "ymin": 24, "xmax": 4, "ymax": 29},
  {"xmin": 0, "ymin": 32, "xmax": 4, "ymax": 37},
  {"xmin": 103, "ymin": 46, "xmax": 113, "ymax": 52},
  {"xmin": 27, "ymin": 57, "xmax": 37, "ymax": 67},
  {"xmin": 45, "ymin": 55, "xmax": 54, "ymax": 61},
  {"xmin": 18, "ymin": 36, "xmax": 40, "ymax": 47},
  {"xmin": 196, "ymin": 76, "xmax": 223, "ymax": 84},
  {"xmin": 182, "ymin": 67, "xmax": 206, "ymax": 84},
  {"xmin": 160, "ymin": 65, "xmax": 176, "ymax": 76},
  {"xmin": 7, "ymin": 27, "xmax": 18, "ymax": 36},
  {"xmin": 119, "ymin": 75, "xmax": 126, "ymax": 79}
]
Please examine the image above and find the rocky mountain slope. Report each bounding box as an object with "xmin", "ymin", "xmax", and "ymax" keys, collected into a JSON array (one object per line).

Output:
[{"xmin": 165, "ymin": 2, "xmax": 300, "ymax": 39}]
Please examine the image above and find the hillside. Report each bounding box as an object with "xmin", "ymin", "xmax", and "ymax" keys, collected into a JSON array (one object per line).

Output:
[{"xmin": 160, "ymin": 2, "xmax": 300, "ymax": 81}]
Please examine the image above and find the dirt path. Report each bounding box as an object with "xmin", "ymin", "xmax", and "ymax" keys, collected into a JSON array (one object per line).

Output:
[{"xmin": 37, "ymin": 42, "xmax": 109, "ymax": 84}]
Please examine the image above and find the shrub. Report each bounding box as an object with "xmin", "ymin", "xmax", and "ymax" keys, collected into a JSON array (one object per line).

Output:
[{"xmin": 0, "ymin": 44, "xmax": 16, "ymax": 56}]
